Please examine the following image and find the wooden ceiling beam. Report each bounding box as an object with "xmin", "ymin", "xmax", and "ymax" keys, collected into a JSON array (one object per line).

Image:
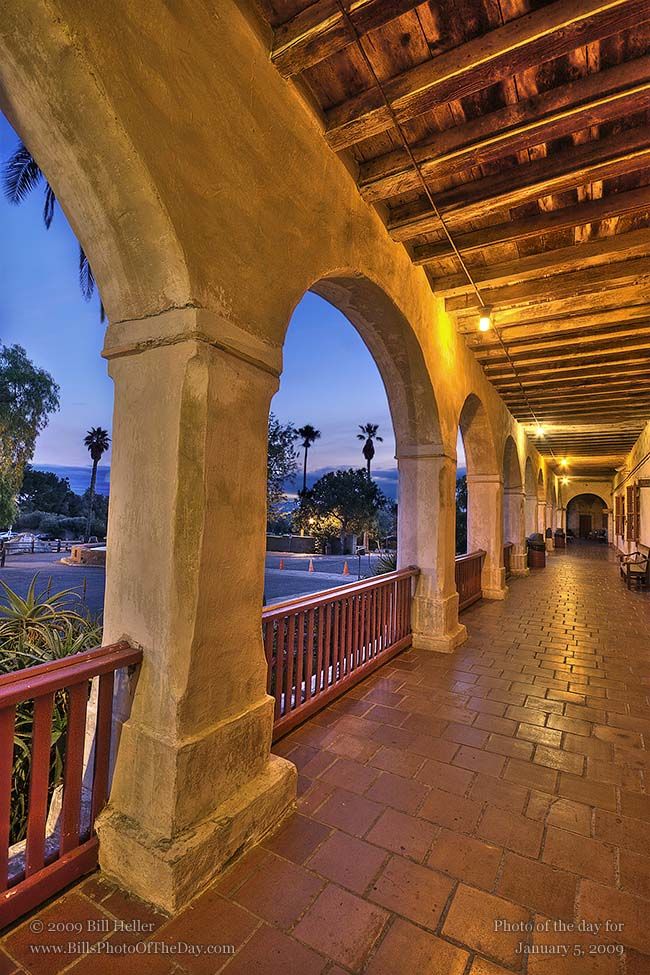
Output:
[
  {"xmin": 431, "ymin": 228, "xmax": 650, "ymax": 297},
  {"xmin": 486, "ymin": 346, "xmax": 650, "ymax": 378},
  {"xmin": 271, "ymin": 0, "xmax": 424, "ymax": 78},
  {"xmin": 446, "ymin": 256, "xmax": 650, "ymax": 313},
  {"xmin": 389, "ymin": 126, "xmax": 650, "ymax": 240},
  {"xmin": 474, "ymin": 325, "xmax": 650, "ymax": 363},
  {"xmin": 477, "ymin": 289, "xmax": 650, "ymax": 327},
  {"xmin": 495, "ymin": 362, "xmax": 650, "ymax": 387},
  {"xmin": 359, "ymin": 55, "xmax": 650, "ymax": 203},
  {"xmin": 460, "ymin": 304, "xmax": 650, "ymax": 340},
  {"xmin": 412, "ymin": 187, "xmax": 650, "ymax": 262},
  {"xmin": 324, "ymin": 0, "xmax": 650, "ymax": 150}
]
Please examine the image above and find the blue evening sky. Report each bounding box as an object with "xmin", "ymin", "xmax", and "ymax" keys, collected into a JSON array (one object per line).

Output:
[{"xmin": 1, "ymin": 111, "xmax": 463, "ymax": 491}]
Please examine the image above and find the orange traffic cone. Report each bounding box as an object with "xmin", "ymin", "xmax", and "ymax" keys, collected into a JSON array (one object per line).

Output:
[
  {"xmin": 279, "ymin": 558, "xmax": 285, "ymax": 570},
  {"xmin": 308, "ymin": 559, "xmax": 314, "ymax": 573},
  {"xmin": 342, "ymin": 561, "xmax": 350, "ymax": 576}
]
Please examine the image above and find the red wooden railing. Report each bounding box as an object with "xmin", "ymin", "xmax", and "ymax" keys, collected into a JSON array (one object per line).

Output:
[
  {"xmin": 504, "ymin": 542, "xmax": 514, "ymax": 580},
  {"xmin": 455, "ymin": 550, "xmax": 486, "ymax": 611},
  {"xmin": 263, "ymin": 568, "xmax": 418, "ymax": 740},
  {"xmin": 0, "ymin": 641, "xmax": 142, "ymax": 929}
]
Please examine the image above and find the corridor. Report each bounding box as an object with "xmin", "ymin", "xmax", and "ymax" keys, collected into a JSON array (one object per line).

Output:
[{"xmin": 3, "ymin": 545, "xmax": 649, "ymax": 975}]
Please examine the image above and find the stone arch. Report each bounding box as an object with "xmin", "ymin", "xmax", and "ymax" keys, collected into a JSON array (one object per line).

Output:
[
  {"xmin": 502, "ymin": 437, "xmax": 525, "ymax": 565},
  {"xmin": 457, "ymin": 393, "xmax": 499, "ymax": 476},
  {"xmin": 0, "ymin": 5, "xmax": 191, "ymax": 323},
  {"xmin": 566, "ymin": 493, "xmax": 609, "ymax": 539},
  {"xmin": 306, "ymin": 274, "xmax": 442, "ymax": 452},
  {"xmin": 524, "ymin": 457, "xmax": 537, "ymax": 536},
  {"xmin": 503, "ymin": 436, "xmax": 523, "ymax": 491},
  {"xmin": 537, "ymin": 467, "xmax": 546, "ymax": 501}
]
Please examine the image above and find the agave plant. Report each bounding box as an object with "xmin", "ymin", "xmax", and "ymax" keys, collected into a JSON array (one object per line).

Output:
[
  {"xmin": 0, "ymin": 578, "xmax": 102, "ymax": 844},
  {"xmin": 0, "ymin": 577, "xmax": 87, "ymax": 650}
]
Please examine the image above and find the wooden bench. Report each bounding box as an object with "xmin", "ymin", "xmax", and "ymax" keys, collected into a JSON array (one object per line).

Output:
[{"xmin": 620, "ymin": 549, "xmax": 650, "ymax": 591}]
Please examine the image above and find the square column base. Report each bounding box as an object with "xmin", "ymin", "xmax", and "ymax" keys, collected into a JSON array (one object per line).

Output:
[
  {"xmin": 412, "ymin": 591, "xmax": 467, "ymax": 653},
  {"xmin": 96, "ymin": 754, "xmax": 296, "ymax": 914},
  {"xmin": 483, "ymin": 586, "xmax": 508, "ymax": 600}
]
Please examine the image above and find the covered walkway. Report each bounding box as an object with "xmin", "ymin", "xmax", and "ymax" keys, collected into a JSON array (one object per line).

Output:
[{"xmin": 3, "ymin": 545, "xmax": 650, "ymax": 975}]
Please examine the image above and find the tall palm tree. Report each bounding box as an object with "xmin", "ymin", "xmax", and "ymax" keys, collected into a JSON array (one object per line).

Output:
[
  {"xmin": 296, "ymin": 425, "xmax": 321, "ymax": 494},
  {"xmin": 84, "ymin": 427, "xmax": 110, "ymax": 541},
  {"xmin": 357, "ymin": 423, "xmax": 383, "ymax": 478},
  {"xmin": 2, "ymin": 140, "xmax": 103, "ymax": 319}
]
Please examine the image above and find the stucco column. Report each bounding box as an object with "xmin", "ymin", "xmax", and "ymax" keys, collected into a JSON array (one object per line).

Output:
[
  {"xmin": 467, "ymin": 473, "xmax": 508, "ymax": 599},
  {"xmin": 537, "ymin": 499, "xmax": 547, "ymax": 534},
  {"xmin": 96, "ymin": 308, "xmax": 296, "ymax": 912},
  {"xmin": 558, "ymin": 506, "xmax": 566, "ymax": 531},
  {"xmin": 397, "ymin": 446, "xmax": 467, "ymax": 652},
  {"xmin": 545, "ymin": 503, "xmax": 554, "ymax": 551},
  {"xmin": 504, "ymin": 487, "xmax": 529, "ymax": 576}
]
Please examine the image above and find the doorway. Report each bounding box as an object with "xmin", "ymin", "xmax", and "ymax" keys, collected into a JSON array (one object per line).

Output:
[{"xmin": 579, "ymin": 515, "xmax": 592, "ymax": 538}]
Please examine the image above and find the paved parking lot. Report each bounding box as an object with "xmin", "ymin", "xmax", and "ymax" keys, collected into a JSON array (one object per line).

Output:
[{"xmin": 0, "ymin": 551, "xmax": 386, "ymax": 618}]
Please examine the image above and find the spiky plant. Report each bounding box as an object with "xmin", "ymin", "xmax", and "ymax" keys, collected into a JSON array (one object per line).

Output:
[{"xmin": 0, "ymin": 578, "xmax": 102, "ymax": 843}]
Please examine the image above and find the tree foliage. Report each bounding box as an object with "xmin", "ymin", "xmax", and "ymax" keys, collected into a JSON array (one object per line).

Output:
[
  {"xmin": 19, "ymin": 467, "xmax": 80, "ymax": 516},
  {"xmin": 267, "ymin": 413, "xmax": 298, "ymax": 521},
  {"xmin": 0, "ymin": 345, "xmax": 59, "ymax": 528},
  {"xmin": 296, "ymin": 468, "xmax": 387, "ymax": 549}
]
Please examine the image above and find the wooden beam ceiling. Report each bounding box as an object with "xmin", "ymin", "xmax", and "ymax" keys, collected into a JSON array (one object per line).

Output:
[
  {"xmin": 323, "ymin": 0, "xmax": 650, "ymax": 150},
  {"xmin": 359, "ymin": 55, "xmax": 650, "ymax": 203},
  {"xmin": 412, "ymin": 187, "xmax": 650, "ymax": 264},
  {"xmin": 263, "ymin": 0, "xmax": 650, "ymax": 474},
  {"xmin": 271, "ymin": 0, "xmax": 425, "ymax": 77}
]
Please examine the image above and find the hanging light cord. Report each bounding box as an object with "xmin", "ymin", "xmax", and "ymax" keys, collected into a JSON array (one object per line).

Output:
[{"xmin": 332, "ymin": 0, "xmax": 559, "ymax": 463}]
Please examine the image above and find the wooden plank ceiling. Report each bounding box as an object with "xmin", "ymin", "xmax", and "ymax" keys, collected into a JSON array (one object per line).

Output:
[{"xmin": 256, "ymin": 0, "xmax": 650, "ymax": 477}]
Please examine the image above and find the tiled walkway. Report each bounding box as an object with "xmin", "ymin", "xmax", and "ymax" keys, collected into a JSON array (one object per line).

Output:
[{"xmin": 3, "ymin": 544, "xmax": 650, "ymax": 974}]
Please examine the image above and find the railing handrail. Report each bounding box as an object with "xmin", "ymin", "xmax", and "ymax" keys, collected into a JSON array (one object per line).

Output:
[
  {"xmin": 262, "ymin": 566, "xmax": 419, "ymax": 620},
  {"xmin": 0, "ymin": 641, "xmax": 142, "ymax": 708},
  {"xmin": 455, "ymin": 549, "xmax": 487, "ymax": 563}
]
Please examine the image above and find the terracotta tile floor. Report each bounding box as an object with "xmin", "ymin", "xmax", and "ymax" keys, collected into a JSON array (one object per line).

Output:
[{"xmin": 3, "ymin": 543, "xmax": 650, "ymax": 974}]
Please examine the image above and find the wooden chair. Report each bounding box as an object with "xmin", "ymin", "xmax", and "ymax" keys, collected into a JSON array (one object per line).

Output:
[{"xmin": 620, "ymin": 551, "xmax": 650, "ymax": 591}]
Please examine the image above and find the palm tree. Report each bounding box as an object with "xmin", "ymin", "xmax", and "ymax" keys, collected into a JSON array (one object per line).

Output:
[
  {"xmin": 296, "ymin": 425, "xmax": 321, "ymax": 494},
  {"xmin": 84, "ymin": 427, "xmax": 110, "ymax": 541},
  {"xmin": 357, "ymin": 423, "xmax": 383, "ymax": 478},
  {"xmin": 2, "ymin": 140, "xmax": 104, "ymax": 319}
]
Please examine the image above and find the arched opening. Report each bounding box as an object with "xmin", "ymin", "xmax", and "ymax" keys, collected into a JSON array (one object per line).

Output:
[
  {"xmin": 524, "ymin": 458, "xmax": 537, "ymax": 536},
  {"xmin": 567, "ymin": 493, "xmax": 609, "ymax": 541},
  {"xmin": 457, "ymin": 393, "xmax": 505, "ymax": 600},
  {"xmin": 266, "ymin": 290, "xmax": 398, "ymax": 600},
  {"xmin": 503, "ymin": 435, "xmax": 523, "ymax": 545}
]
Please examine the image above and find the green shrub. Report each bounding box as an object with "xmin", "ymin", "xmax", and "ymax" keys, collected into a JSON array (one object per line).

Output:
[{"xmin": 0, "ymin": 577, "xmax": 102, "ymax": 844}]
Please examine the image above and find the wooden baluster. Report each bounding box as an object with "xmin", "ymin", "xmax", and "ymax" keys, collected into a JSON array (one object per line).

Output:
[
  {"xmin": 274, "ymin": 618, "xmax": 286, "ymax": 718},
  {"xmin": 60, "ymin": 682, "xmax": 89, "ymax": 855},
  {"xmin": 358, "ymin": 592, "xmax": 366, "ymax": 666},
  {"xmin": 295, "ymin": 611, "xmax": 305, "ymax": 707},
  {"xmin": 324, "ymin": 601, "xmax": 333, "ymax": 687},
  {"xmin": 90, "ymin": 672, "xmax": 114, "ymax": 827},
  {"xmin": 352, "ymin": 593, "xmax": 361, "ymax": 670},
  {"xmin": 0, "ymin": 707, "xmax": 15, "ymax": 891},
  {"xmin": 346, "ymin": 595, "xmax": 354, "ymax": 675},
  {"xmin": 316, "ymin": 606, "xmax": 325, "ymax": 695},
  {"xmin": 337, "ymin": 599, "xmax": 346, "ymax": 679},
  {"xmin": 305, "ymin": 608, "xmax": 315, "ymax": 702},
  {"xmin": 25, "ymin": 693, "xmax": 54, "ymax": 877},
  {"xmin": 285, "ymin": 614, "xmax": 296, "ymax": 713}
]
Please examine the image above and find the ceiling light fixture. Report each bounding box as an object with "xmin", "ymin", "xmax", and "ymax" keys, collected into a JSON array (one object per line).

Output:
[
  {"xmin": 478, "ymin": 306, "xmax": 492, "ymax": 332},
  {"xmin": 535, "ymin": 425, "xmax": 545, "ymax": 439},
  {"xmin": 560, "ymin": 458, "xmax": 568, "ymax": 468},
  {"xmin": 561, "ymin": 476, "xmax": 570, "ymax": 486}
]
